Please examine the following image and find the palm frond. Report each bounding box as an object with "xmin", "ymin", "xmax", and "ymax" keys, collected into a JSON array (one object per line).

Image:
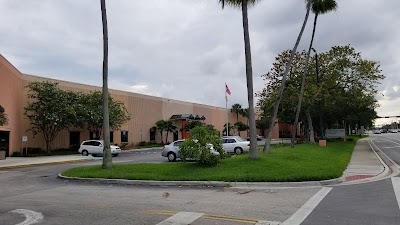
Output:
[
  {"xmin": 219, "ymin": 0, "xmax": 261, "ymax": 9},
  {"xmin": 311, "ymin": 0, "xmax": 338, "ymax": 15}
]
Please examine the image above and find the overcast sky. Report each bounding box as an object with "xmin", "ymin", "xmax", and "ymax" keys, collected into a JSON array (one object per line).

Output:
[{"xmin": 1, "ymin": 0, "xmax": 399, "ymax": 126}]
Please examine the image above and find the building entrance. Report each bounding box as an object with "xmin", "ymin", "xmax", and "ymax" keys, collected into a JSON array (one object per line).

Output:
[{"xmin": 0, "ymin": 131, "xmax": 10, "ymax": 157}]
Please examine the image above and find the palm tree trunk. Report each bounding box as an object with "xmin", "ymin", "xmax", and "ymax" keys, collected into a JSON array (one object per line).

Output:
[
  {"xmin": 290, "ymin": 9, "xmax": 317, "ymax": 148},
  {"xmin": 263, "ymin": 3, "xmax": 311, "ymax": 153},
  {"xmin": 241, "ymin": 0, "xmax": 258, "ymax": 159},
  {"xmin": 101, "ymin": 0, "xmax": 112, "ymax": 169},
  {"xmin": 306, "ymin": 107, "xmax": 316, "ymax": 144}
]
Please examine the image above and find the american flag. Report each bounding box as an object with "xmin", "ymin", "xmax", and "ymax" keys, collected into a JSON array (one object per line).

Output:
[{"xmin": 225, "ymin": 84, "xmax": 231, "ymax": 95}]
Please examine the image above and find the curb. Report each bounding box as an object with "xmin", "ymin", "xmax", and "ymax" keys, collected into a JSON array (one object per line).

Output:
[
  {"xmin": 122, "ymin": 147, "xmax": 163, "ymax": 152},
  {"xmin": 57, "ymin": 173, "xmax": 343, "ymax": 189},
  {"xmin": 334, "ymin": 138, "xmax": 396, "ymax": 186},
  {"xmin": 0, "ymin": 158, "xmax": 92, "ymax": 169}
]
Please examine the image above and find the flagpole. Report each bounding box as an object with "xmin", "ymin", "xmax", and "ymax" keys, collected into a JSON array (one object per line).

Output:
[{"xmin": 226, "ymin": 92, "xmax": 228, "ymax": 136}]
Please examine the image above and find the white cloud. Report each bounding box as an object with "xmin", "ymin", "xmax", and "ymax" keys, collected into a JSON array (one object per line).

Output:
[{"xmin": 1, "ymin": 0, "xmax": 399, "ymax": 122}]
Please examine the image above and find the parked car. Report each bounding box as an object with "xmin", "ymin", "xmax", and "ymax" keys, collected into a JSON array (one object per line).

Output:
[
  {"xmin": 373, "ymin": 130, "xmax": 381, "ymax": 134},
  {"xmin": 78, "ymin": 140, "xmax": 121, "ymax": 157},
  {"xmin": 161, "ymin": 139, "xmax": 220, "ymax": 162},
  {"xmin": 222, "ymin": 136, "xmax": 250, "ymax": 155},
  {"xmin": 247, "ymin": 135, "xmax": 265, "ymax": 141}
]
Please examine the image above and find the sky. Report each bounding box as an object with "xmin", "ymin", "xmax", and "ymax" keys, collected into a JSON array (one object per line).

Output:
[{"xmin": 1, "ymin": 0, "xmax": 399, "ymax": 127}]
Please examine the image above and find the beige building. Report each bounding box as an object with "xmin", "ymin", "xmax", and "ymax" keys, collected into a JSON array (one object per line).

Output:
[{"xmin": 0, "ymin": 54, "xmax": 281, "ymax": 156}]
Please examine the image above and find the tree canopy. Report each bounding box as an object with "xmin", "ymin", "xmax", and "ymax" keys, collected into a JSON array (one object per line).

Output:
[
  {"xmin": 24, "ymin": 81, "xmax": 131, "ymax": 152},
  {"xmin": 257, "ymin": 45, "xmax": 384, "ymax": 138}
]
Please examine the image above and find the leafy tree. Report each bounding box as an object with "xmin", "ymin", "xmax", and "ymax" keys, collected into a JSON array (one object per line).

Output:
[
  {"xmin": 179, "ymin": 126, "xmax": 224, "ymax": 166},
  {"xmin": 0, "ymin": 105, "xmax": 7, "ymax": 126},
  {"xmin": 155, "ymin": 120, "xmax": 167, "ymax": 143},
  {"xmin": 256, "ymin": 116, "xmax": 269, "ymax": 136},
  {"xmin": 24, "ymin": 82, "xmax": 78, "ymax": 152},
  {"xmin": 183, "ymin": 120, "xmax": 204, "ymax": 131},
  {"xmin": 234, "ymin": 121, "xmax": 249, "ymax": 136},
  {"xmin": 78, "ymin": 91, "xmax": 130, "ymax": 138},
  {"xmin": 292, "ymin": 0, "xmax": 338, "ymax": 147},
  {"xmin": 258, "ymin": 45, "xmax": 384, "ymax": 144},
  {"xmin": 264, "ymin": 0, "xmax": 313, "ymax": 153},
  {"xmin": 164, "ymin": 120, "xmax": 177, "ymax": 143},
  {"xmin": 219, "ymin": 0, "xmax": 259, "ymax": 159},
  {"xmin": 231, "ymin": 103, "xmax": 243, "ymax": 122}
]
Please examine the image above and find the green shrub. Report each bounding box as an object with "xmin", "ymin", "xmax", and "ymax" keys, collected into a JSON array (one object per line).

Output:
[
  {"xmin": 138, "ymin": 141, "xmax": 147, "ymax": 146},
  {"xmin": 119, "ymin": 142, "xmax": 128, "ymax": 149},
  {"xmin": 179, "ymin": 126, "xmax": 224, "ymax": 166}
]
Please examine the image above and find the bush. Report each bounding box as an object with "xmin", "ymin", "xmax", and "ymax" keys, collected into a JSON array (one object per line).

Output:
[
  {"xmin": 138, "ymin": 141, "xmax": 147, "ymax": 147},
  {"xmin": 119, "ymin": 142, "xmax": 128, "ymax": 149},
  {"xmin": 179, "ymin": 126, "xmax": 225, "ymax": 166}
]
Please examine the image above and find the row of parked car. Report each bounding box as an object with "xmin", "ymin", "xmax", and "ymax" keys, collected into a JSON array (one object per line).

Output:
[
  {"xmin": 373, "ymin": 129, "xmax": 399, "ymax": 134},
  {"xmin": 77, "ymin": 135, "xmax": 264, "ymax": 160},
  {"xmin": 161, "ymin": 136, "xmax": 252, "ymax": 162}
]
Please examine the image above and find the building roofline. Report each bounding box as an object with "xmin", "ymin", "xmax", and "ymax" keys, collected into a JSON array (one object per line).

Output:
[{"xmin": 22, "ymin": 73, "xmax": 225, "ymax": 110}]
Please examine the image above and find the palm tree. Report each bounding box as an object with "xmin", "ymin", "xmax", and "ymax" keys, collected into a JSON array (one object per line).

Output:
[
  {"xmin": 100, "ymin": 0, "xmax": 112, "ymax": 169},
  {"xmin": 291, "ymin": 0, "xmax": 337, "ymax": 147},
  {"xmin": 231, "ymin": 103, "xmax": 243, "ymax": 122},
  {"xmin": 263, "ymin": 0, "xmax": 313, "ymax": 153},
  {"xmin": 164, "ymin": 120, "xmax": 177, "ymax": 143},
  {"xmin": 155, "ymin": 120, "xmax": 167, "ymax": 144},
  {"xmin": 219, "ymin": 0, "xmax": 259, "ymax": 159}
]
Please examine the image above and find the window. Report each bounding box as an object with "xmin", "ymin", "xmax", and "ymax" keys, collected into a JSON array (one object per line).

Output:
[
  {"xmin": 121, "ymin": 130, "xmax": 128, "ymax": 142},
  {"xmin": 83, "ymin": 141, "xmax": 94, "ymax": 146},
  {"xmin": 223, "ymin": 139, "xmax": 236, "ymax": 143},
  {"xmin": 110, "ymin": 132, "xmax": 114, "ymax": 143},
  {"xmin": 69, "ymin": 132, "xmax": 80, "ymax": 146},
  {"xmin": 90, "ymin": 131, "xmax": 98, "ymax": 140},
  {"xmin": 173, "ymin": 141, "xmax": 183, "ymax": 146}
]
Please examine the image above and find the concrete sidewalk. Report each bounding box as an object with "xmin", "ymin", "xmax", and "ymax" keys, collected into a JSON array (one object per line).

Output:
[
  {"xmin": 0, "ymin": 139, "xmax": 389, "ymax": 187},
  {"xmin": 0, "ymin": 155, "xmax": 92, "ymax": 169},
  {"xmin": 340, "ymin": 138, "xmax": 388, "ymax": 184}
]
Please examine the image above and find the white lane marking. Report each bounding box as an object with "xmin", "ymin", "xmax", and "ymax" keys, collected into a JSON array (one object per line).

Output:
[
  {"xmin": 156, "ymin": 212, "xmax": 203, "ymax": 225},
  {"xmin": 392, "ymin": 177, "xmax": 400, "ymax": 210},
  {"xmin": 281, "ymin": 187, "xmax": 332, "ymax": 225},
  {"xmin": 382, "ymin": 146, "xmax": 400, "ymax": 149},
  {"xmin": 256, "ymin": 220, "xmax": 281, "ymax": 225},
  {"xmin": 10, "ymin": 209, "xmax": 44, "ymax": 225}
]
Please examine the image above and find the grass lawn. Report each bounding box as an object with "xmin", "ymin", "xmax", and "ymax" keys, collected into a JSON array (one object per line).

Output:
[{"xmin": 61, "ymin": 138, "xmax": 360, "ymax": 182}]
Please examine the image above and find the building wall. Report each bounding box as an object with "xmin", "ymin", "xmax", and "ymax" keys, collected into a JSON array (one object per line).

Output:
[
  {"xmin": 1, "ymin": 55, "xmax": 283, "ymax": 155},
  {"xmin": 0, "ymin": 55, "xmax": 24, "ymax": 155}
]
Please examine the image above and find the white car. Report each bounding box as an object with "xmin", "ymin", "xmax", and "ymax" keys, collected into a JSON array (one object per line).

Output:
[
  {"xmin": 78, "ymin": 140, "xmax": 121, "ymax": 157},
  {"xmin": 222, "ymin": 136, "xmax": 250, "ymax": 155},
  {"xmin": 161, "ymin": 139, "xmax": 220, "ymax": 162}
]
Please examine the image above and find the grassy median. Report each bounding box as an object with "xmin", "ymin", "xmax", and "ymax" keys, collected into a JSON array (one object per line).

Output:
[{"xmin": 61, "ymin": 138, "xmax": 360, "ymax": 182}]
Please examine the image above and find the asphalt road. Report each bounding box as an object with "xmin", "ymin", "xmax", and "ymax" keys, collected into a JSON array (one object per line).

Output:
[
  {"xmin": 302, "ymin": 133, "xmax": 400, "ymax": 225},
  {"xmin": 0, "ymin": 148, "xmax": 320, "ymax": 225},
  {"xmin": 1, "ymin": 137, "xmax": 400, "ymax": 225}
]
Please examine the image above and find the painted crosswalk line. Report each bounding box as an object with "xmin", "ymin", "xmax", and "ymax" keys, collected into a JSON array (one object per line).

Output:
[
  {"xmin": 156, "ymin": 211, "xmax": 203, "ymax": 225},
  {"xmin": 392, "ymin": 177, "xmax": 400, "ymax": 210},
  {"xmin": 281, "ymin": 187, "xmax": 332, "ymax": 225}
]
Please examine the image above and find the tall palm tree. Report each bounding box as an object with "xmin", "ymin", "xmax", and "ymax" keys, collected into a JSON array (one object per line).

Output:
[
  {"xmin": 263, "ymin": 0, "xmax": 313, "ymax": 153},
  {"xmin": 219, "ymin": 0, "xmax": 259, "ymax": 159},
  {"xmin": 100, "ymin": 0, "xmax": 112, "ymax": 169},
  {"xmin": 291, "ymin": 0, "xmax": 337, "ymax": 147},
  {"xmin": 231, "ymin": 103, "xmax": 243, "ymax": 122}
]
